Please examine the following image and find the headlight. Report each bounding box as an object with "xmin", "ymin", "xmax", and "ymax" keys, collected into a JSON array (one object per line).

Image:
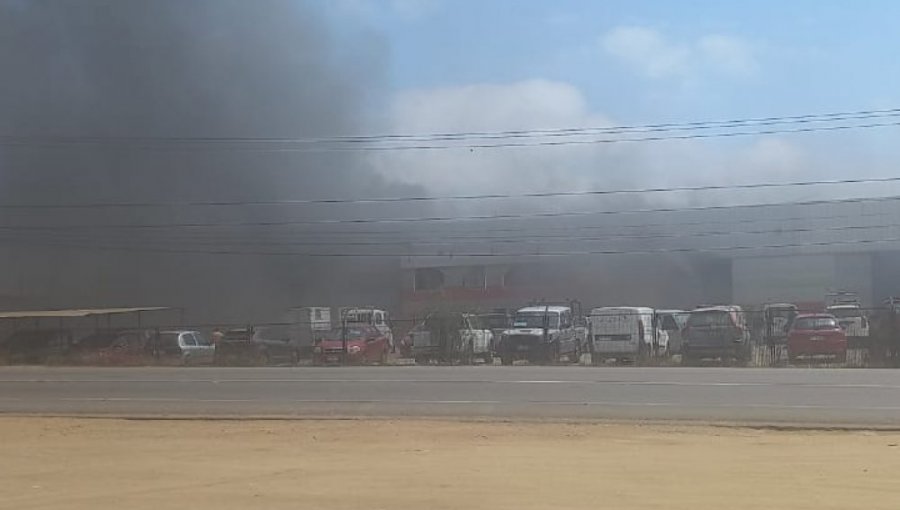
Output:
[{"xmin": 348, "ymin": 345, "xmax": 362, "ymax": 354}]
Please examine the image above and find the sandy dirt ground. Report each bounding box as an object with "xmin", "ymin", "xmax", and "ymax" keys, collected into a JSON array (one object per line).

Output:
[{"xmin": 1, "ymin": 418, "xmax": 899, "ymax": 510}]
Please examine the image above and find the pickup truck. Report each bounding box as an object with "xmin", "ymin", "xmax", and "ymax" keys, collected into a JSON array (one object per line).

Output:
[{"xmin": 498, "ymin": 305, "xmax": 586, "ymax": 365}]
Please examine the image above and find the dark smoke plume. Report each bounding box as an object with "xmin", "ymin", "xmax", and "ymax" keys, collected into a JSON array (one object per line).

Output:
[{"xmin": 0, "ymin": 0, "xmax": 425, "ymax": 322}]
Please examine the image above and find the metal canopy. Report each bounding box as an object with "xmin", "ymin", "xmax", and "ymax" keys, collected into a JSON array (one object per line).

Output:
[{"xmin": 0, "ymin": 307, "xmax": 169, "ymax": 319}]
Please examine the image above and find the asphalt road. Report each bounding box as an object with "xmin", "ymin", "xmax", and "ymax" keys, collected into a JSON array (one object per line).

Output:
[{"xmin": 2, "ymin": 365, "xmax": 900, "ymax": 426}]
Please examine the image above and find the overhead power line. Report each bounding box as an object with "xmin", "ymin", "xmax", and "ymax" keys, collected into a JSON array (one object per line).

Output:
[
  {"xmin": 0, "ymin": 194, "xmax": 898, "ymax": 231},
  {"xmin": 6, "ymin": 235, "xmax": 900, "ymax": 258},
  {"xmin": 4, "ymin": 120, "xmax": 899, "ymax": 153},
  {"xmin": 3, "ymin": 107, "xmax": 899, "ymax": 145},
  {"xmin": 1, "ymin": 175, "xmax": 899, "ymax": 209},
  {"xmin": 4, "ymin": 221, "xmax": 897, "ymax": 249},
  {"xmin": 3, "ymin": 114, "xmax": 900, "ymax": 153}
]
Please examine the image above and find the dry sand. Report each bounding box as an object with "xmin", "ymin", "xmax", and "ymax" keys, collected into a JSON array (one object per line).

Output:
[{"xmin": 1, "ymin": 417, "xmax": 899, "ymax": 509}]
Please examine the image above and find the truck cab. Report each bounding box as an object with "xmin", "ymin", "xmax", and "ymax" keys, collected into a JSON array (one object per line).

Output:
[{"xmin": 498, "ymin": 304, "xmax": 585, "ymax": 365}]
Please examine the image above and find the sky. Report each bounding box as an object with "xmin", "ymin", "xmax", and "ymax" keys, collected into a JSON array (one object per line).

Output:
[{"xmin": 316, "ymin": 0, "xmax": 900, "ymax": 197}]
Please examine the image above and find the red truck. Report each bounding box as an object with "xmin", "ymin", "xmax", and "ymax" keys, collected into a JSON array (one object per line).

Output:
[{"xmin": 787, "ymin": 314, "xmax": 847, "ymax": 364}]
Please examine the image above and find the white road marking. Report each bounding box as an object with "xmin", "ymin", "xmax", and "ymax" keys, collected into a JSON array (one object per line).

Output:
[
  {"xmin": 4, "ymin": 396, "xmax": 899, "ymax": 411},
  {"xmin": 3, "ymin": 378, "xmax": 900, "ymax": 390}
]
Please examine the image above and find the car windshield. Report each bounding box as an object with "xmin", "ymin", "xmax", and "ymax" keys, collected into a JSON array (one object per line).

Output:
[
  {"xmin": 687, "ymin": 311, "xmax": 734, "ymax": 328},
  {"xmin": 828, "ymin": 308, "xmax": 862, "ymax": 319},
  {"xmin": 793, "ymin": 317, "xmax": 839, "ymax": 330},
  {"xmin": 344, "ymin": 312, "xmax": 373, "ymax": 324},
  {"xmin": 659, "ymin": 314, "xmax": 680, "ymax": 330},
  {"xmin": 513, "ymin": 312, "xmax": 560, "ymax": 329}
]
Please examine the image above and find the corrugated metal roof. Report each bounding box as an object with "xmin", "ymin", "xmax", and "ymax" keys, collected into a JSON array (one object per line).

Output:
[{"xmin": 0, "ymin": 307, "xmax": 169, "ymax": 319}]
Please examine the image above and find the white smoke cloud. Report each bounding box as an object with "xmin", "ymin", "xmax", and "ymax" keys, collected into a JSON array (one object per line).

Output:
[{"xmin": 370, "ymin": 79, "xmax": 812, "ymax": 201}]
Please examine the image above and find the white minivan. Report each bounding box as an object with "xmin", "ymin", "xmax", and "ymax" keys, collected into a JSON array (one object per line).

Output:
[{"xmin": 588, "ymin": 307, "xmax": 667, "ymax": 364}]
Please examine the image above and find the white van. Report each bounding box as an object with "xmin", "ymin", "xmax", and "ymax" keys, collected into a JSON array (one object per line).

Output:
[{"xmin": 588, "ymin": 307, "xmax": 667, "ymax": 364}]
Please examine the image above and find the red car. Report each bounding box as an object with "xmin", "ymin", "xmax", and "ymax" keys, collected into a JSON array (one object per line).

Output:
[
  {"xmin": 787, "ymin": 314, "xmax": 847, "ymax": 364},
  {"xmin": 313, "ymin": 325, "xmax": 389, "ymax": 365}
]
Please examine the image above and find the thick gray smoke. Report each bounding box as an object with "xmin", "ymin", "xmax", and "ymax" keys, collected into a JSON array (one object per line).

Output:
[{"xmin": 0, "ymin": 0, "xmax": 425, "ymax": 322}]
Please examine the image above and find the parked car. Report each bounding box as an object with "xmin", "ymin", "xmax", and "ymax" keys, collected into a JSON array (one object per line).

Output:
[
  {"xmin": 825, "ymin": 304, "xmax": 869, "ymax": 343},
  {"xmin": 69, "ymin": 329, "xmax": 156, "ymax": 366},
  {"xmin": 0, "ymin": 329, "xmax": 72, "ymax": 365},
  {"xmin": 312, "ymin": 325, "xmax": 389, "ymax": 365},
  {"xmin": 656, "ymin": 309, "xmax": 689, "ymax": 354},
  {"xmin": 151, "ymin": 330, "xmax": 215, "ymax": 366},
  {"xmin": 408, "ymin": 312, "xmax": 493, "ymax": 364},
  {"xmin": 787, "ymin": 313, "xmax": 847, "ymax": 364},
  {"xmin": 681, "ymin": 306, "xmax": 750, "ymax": 364},
  {"xmin": 214, "ymin": 326, "xmax": 298, "ymax": 366},
  {"xmin": 588, "ymin": 307, "xmax": 667, "ymax": 364},
  {"xmin": 498, "ymin": 304, "xmax": 586, "ymax": 365}
]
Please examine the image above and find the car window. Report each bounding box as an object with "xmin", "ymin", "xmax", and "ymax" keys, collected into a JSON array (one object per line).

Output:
[
  {"xmin": 828, "ymin": 308, "xmax": 862, "ymax": 319},
  {"xmin": 194, "ymin": 333, "xmax": 211, "ymax": 346},
  {"xmin": 660, "ymin": 315, "xmax": 679, "ymax": 330},
  {"xmin": 687, "ymin": 311, "xmax": 734, "ymax": 328},
  {"xmin": 180, "ymin": 333, "xmax": 197, "ymax": 346}
]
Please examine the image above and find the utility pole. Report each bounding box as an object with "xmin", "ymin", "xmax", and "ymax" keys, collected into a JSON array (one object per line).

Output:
[{"xmin": 341, "ymin": 315, "xmax": 348, "ymax": 365}]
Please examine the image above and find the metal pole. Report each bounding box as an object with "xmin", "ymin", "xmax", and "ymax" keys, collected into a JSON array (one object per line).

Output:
[
  {"xmin": 341, "ymin": 316, "xmax": 347, "ymax": 365},
  {"xmin": 543, "ymin": 304, "xmax": 550, "ymax": 362}
]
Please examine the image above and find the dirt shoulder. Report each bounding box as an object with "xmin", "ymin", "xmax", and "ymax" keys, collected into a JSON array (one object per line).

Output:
[{"xmin": 1, "ymin": 417, "xmax": 899, "ymax": 510}]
